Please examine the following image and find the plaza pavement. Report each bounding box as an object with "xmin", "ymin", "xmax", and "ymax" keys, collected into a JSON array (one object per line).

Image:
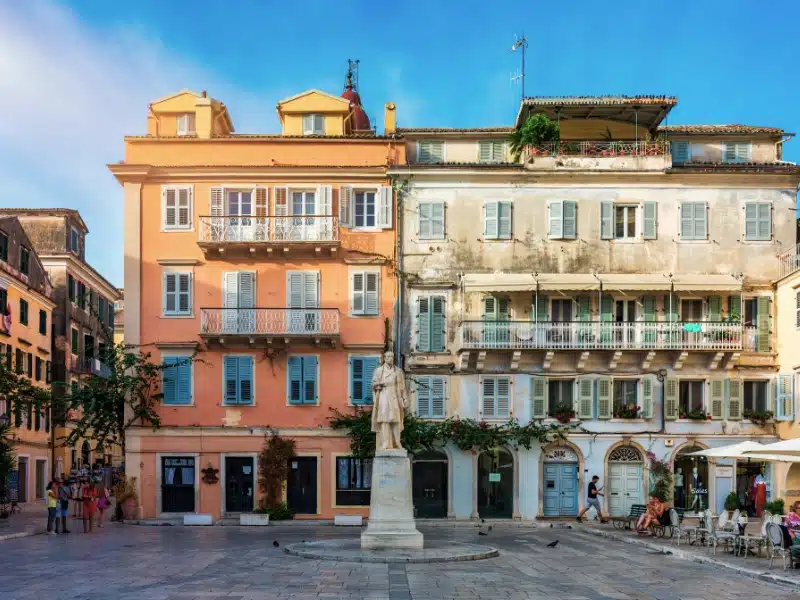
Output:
[{"xmin": 0, "ymin": 522, "xmax": 797, "ymax": 600}]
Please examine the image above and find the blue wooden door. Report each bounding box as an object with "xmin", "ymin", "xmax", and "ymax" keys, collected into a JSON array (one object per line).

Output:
[
  {"xmin": 543, "ymin": 463, "xmax": 578, "ymax": 516},
  {"xmin": 559, "ymin": 464, "xmax": 578, "ymax": 515},
  {"xmin": 543, "ymin": 464, "xmax": 560, "ymax": 516}
]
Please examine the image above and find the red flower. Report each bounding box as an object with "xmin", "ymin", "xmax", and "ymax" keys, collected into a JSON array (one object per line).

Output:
[
  {"xmin": 471, "ymin": 449, "xmax": 477, "ymax": 456},
  {"xmin": 706, "ymin": 415, "xmax": 712, "ymax": 420}
]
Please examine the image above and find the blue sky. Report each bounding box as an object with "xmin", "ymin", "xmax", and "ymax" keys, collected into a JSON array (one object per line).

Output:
[{"xmin": 0, "ymin": 0, "xmax": 798, "ymax": 286}]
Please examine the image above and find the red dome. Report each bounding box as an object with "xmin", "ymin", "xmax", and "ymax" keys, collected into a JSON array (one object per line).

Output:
[{"xmin": 341, "ymin": 88, "xmax": 371, "ymax": 131}]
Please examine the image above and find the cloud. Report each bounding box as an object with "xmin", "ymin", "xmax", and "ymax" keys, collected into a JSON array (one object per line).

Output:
[{"xmin": 0, "ymin": 0, "xmax": 272, "ymax": 286}]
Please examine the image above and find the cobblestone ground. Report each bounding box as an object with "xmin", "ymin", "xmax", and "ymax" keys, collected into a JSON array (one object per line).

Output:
[{"xmin": 1, "ymin": 523, "xmax": 797, "ymax": 600}]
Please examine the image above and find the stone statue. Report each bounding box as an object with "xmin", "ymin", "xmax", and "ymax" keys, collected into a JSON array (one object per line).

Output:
[{"xmin": 371, "ymin": 351, "xmax": 408, "ymax": 450}]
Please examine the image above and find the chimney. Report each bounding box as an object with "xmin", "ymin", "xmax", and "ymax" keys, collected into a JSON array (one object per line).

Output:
[{"xmin": 384, "ymin": 103, "xmax": 396, "ymax": 135}]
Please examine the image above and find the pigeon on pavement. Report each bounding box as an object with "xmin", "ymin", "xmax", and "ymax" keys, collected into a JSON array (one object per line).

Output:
[
  {"xmin": 272, "ymin": 540, "xmax": 280, "ymax": 548},
  {"xmin": 546, "ymin": 540, "xmax": 559, "ymax": 548}
]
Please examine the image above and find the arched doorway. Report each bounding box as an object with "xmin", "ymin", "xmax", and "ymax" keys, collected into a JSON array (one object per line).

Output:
[
  {"xmin": 477, "ymin": 448, "xmax": 513, "ymax": 518},
  {"xmin": 607, "ymin": 446, "xmax": 644, "ymax": 517},
  {"xmin": 542, "ymin": 446, "xmax": 579, "ymax": 517},
  {"xmin": 673, "ymin": 445, "xmax": 709, "ymax": 513},
  {"xmin": 80, "ymin": 440, "xmax": 91, "ymax": 468},
  {"xmin": 412, "ymin": 450, "xmax": 448, "ymax": 518}
]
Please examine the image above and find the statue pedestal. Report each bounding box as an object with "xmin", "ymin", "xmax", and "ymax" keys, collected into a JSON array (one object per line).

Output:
[{"xmin": 361, "ymin": 448, "xmax": 424, "ymax": 550}]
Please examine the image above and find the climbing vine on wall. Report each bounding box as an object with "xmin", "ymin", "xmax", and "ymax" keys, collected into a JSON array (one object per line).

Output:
[
  {"xmin": 329, "ymin": 408, "xmax": 569, "ymax": 458},
  {"xmin": 257, "ymin": 428, "xmax": 296, "ymax": 508}
]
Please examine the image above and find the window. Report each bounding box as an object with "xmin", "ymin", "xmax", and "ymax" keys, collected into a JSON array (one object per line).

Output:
[
  {"xmin": 681, "ymin": 300, "xmax": 704, "ymax": 322},
  {"xmin": 39, "ymin": 310, "xmax": 47, "ymax": 335},
  {"xmin": 744, "ymin": 202, "xmax": 771, "ymax": 241},
  {"xmin": 743, "ymin": 381, "xmax": 768, "ymax": 414},
  {"xmin": 69, "ymin": 227, "xmax": 80, "ymax": 254},
  {"xmin": 352, "ymin": 272, "xmax": 379, "ymax": 316},
  {"xmin": 354, "ymin": 192, "xmax": 376, "ymax": 228},
  {"xmin": 287, "ymin": 356, "xmax": 318, "ymax": 405},
  {"xmin": 5, "ymin": 345, "xmax": 11, "ymax": 370},
  {"xmin": 19, "ymin": 299, "xmax": 28, "ymax": 326},
  {"xmin": 223, "ymin": 356, "xmax": 253, "ymax": 405},
  {"xmin": 26, "ymin": 352, "xmax": 32, "ymax": 377},
  {"xmin": 419, "ymin": 201, "xmax": 445, "ymax": 239},
  {"xmin": 796, "ymin": 291, "xmax": 800, "ymax": 329},
  {"xmin": 478, "ymin": 140, "xmax": 505, "ymax": 163},
  {"xmin": 20, "ymin": 247, "xmax": 29, "ymax": 276},
  {"xmin": 0, "ymin": 232, "xmax": 7, "ymax": 262},
  {"xmin": 551, "ymin": 299, "xmax": 572, "ymax": 322},
  {"xmin": 416, "ymin": 295, "xmax": 446, "ymax": 352},
  {"xmin": 613, "ymin": 379, "xmax": 639, "ymax": 413},
  {"xmin": 78, "ymin": 282, "xmax": 86, "ymax": 309},
  {"xmin": 418, "ymin": 141, "xmax": 444, "ymax": 163},
  {"xmin": 350, "ymin": 356, "xmax": 379, "ymax": 405},
  {"xmin": 723, "ymin": 141, "xmax": 751, "ymax": 163},
  {"xmin": 108, "ymin": 303, "xmax": 114, "ymax": 328},
  {"xmin": 162, "ymin": 356, "xmax": 192, "ymax": 405},
  {"xmin": 679, "ymin": 380, "xmax": 704, "ymax": 416},
  {"xmin": 68, "ymin": 274, "xmax": 75, "ymax": 303},
  {"xmin": 0, "ymin": 289, "xmax": 6, "ymax": 316},
  {"xmin": 14, "ymin": 348, "xmax": 22, "ymax": 374},
  {"xmin": 161, "ymin": 457, "xmax": 196, "ymax": 513},
  {"xmin": 302, "ymin": 114, "xmax": 324, "ymax": 135},
  {"xmin": 336, "ymin": 457, "xmax": 372, "ymax": 506},
  {"xmin": 84, "ymin": 334, "xmax": 94, "ymax": 359},
  {"xmin": 548, "ymin": 379, "xmax": 574, "ymax": 416},
  {"xmin": 46, "ymin": 361, "xmax": 51, "ymax": 384},
  {"xmin": 162, "ymin": 186, "xmax": 193, "ymax": 230},
  {"xmin": 481, "ymin": 376, "xmax": 510, "ymax": 418},
  {"xmin": 163, "ymin": 272, "xmax": 192, "ymax": 316},
  {"xmin": 671, "ymin": 141, "xmax": 691, "ymax": 164},
  {"xmin": 98, "ymin": 297, "xmax": 106, "ymax": 326},
  {"xmin": 548, "ymin": 201, "xmax": 577, "ymax": 239},
  {"xmin": 71, "ymin": 328, "xmax": 79, "ymax": 355},
  {"xmin": 483, "ymin": 201, "xmax": 512, "ymax": 239},
  {"xmin": 176, "ymin": 113, "xmax": 196, "ymax": 136},
  {"xmin": 679, "ymin": 202, "xmax": 708, "ymax": 240},
  {"xmin": 614, "ymin": 205, "xmax": 638, "ymax": 239},
  {"xmin": 416, "ymin": 375, "xmax": 446, "ymax": 418},
  {"xmin": 35, "ymin": 357, "xmax": 42, "ymax": 381}
]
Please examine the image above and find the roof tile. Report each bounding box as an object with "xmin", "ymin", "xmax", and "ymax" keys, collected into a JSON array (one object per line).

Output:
[{"xmin": 659, "ymin": 124, "xmax": 784, "ymax": 135}]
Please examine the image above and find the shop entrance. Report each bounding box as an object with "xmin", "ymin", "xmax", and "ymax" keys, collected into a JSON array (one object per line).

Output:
[{"xmin": 477, "ymin": 448, "xmax": 513, "ymax": 518}]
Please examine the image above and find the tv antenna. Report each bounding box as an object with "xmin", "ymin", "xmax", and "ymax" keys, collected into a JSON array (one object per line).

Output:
[
  {"xmin": 510, "ymin": 34, "xmax": 528, "ymax": 99},
  {"xmin": 346, "ymin": 59, "xmax": 360, "ymax": 91}
]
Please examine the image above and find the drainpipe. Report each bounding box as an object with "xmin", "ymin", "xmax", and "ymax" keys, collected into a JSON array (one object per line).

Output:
[{"xmin": 394, "ymin": 177, "xmax": 403, "ymax": 365}]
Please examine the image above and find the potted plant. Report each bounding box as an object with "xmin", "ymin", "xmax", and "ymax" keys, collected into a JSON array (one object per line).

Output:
[
  {"xmin": 724, "ymin": 492, "xmax": 740, "ymax": 517},
  {"xmin": 550, "ymin": 404, "xmax": 575, "ymax": 424},
  {"xmin": 615, "ymin": 404, "xmax": 641, "ymax": 419},
  {"xmin": 743, "ymin": 410, "xmax": 774, "ymax": 426},
  {"xmin": 508, "ymin": 114, "xmax": 560, "ymax": 161},
  {"xmin": 682, "ymin": 410, "xmax": 712, "ymax": 421},
  {"xmin": 112, "ymin": 476, "xmax": 139, "ymax": 521},
  {"xmin": 765, "ymin": 499, "xmax": 785, "ymax": 516}
]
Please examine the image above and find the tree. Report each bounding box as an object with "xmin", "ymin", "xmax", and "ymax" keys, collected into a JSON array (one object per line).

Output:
[
  {"xmin": 0, "ymin": 417, "xmax": 16, "ymax": 504},
  {"xmin": 508, "ymin": 114, "xmax": 560, "ymax": 160}
]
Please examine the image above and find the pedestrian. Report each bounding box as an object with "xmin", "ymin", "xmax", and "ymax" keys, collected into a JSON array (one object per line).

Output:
[
  {"xmin": 95, "ymin": 480, "xmax": 110, "ymax": 528},
  {"xmin": 45, "ymin": 480, "xmax": 58, "ymax": 535},
  {"xmin": 71, "ymin": 474, "xmax": 82, "ymax": 519},
  {"xmin": 81, "ymin": 477, "xmax": 97, "ymax": 533},
  {"xmin": 57, "ymin": 477, "xmax": 71, "ymax": 534},
  {"xmin": 576, "ymin": 475, "xmax": 609, "ymax": 523}
]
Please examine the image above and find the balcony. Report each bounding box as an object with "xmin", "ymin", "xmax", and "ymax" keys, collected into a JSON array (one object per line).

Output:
[
  {"xmin": 778, "ymin": 243, "xmax": 800, "ymax": 280},
  {"xmin": 523, "ymin": 140, "xmax": 670, "ymax": 172},
  {"xmin": 200, "ymin": 308, "xmax": 340, "ymax": 347},
  {"xmin": 70, "ymin": 355, "xmax": 111, "ymax": 377},
  {"xmin": 198, "ymin": 216, "xmax": 339, "ymax": 258},
  {"xmin": 458, "ymin": 321, "xmax": 757, "ymax": 352}
]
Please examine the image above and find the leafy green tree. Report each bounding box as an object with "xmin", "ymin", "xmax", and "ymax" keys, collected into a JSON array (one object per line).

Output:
[
  {"xmin": 0, "ymin": 417, "xmax": 16, "ymax": 502},
  {"xmin": 508, "ymin": 114, "xmax": 560, "ymax": 160}
]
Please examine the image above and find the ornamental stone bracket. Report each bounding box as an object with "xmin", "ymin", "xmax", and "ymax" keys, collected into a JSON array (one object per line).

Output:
[
  {"xmin": 577, "ymin": 351, "xmax": 590, "ymax": 370},
  {"xmin": 709, "ymin": 352, "xmax": 725, "ymax": 370},
  {"xmin": 673, "ymin": 351, "xmax": 688, "ymax": 370},
  {"xmin": 543, "ymin": 351, "xmax": 555, "ymax": 370},
  {"xmin": 609, "ymin": 351, "xmax": 622, "ymax": 370},
  {"xmin": 510, "ymin": 350, "xmax": 522, "ymax": 371},
  {"xmin": 642, "ymin": 351, "xmax": 656, "ymax": 370}
]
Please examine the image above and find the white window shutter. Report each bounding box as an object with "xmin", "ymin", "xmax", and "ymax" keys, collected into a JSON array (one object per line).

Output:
[
  {"xmin": 710, "ymin": 378, "xmax": 724, "ymax": 419},
  {"xmin": 549, "ymin": 201, "xmax": 563, "ymax": 238},
  {"xmin": 642, "ymin": 376, "xmax": 654, "ymax": 419},
  {"xmin": 577, "ymin": 377, "xmax": 593, "ymax": 419},
  {"xmin": 238, "ymin": 272, "xmax": 255, "ymax": 308},
  {"xmin": 163, "ymin": 272, "xmax": 176, "ymax": 314},
  {"xmin": 317, "ymin": 185, "xmax": 332, "ymax": 216},
  {"xmin": 339, "ymin": 185, "xmax": 353, "ymax": 227},
  {"xmin": 496, "ymin": 377, "xmax": 510, "ymax": 417},
  {"xmin": 274, "ymin": 186, "xmax": 288, "ymax": 216},
  {"xmin": 563, "ymin": 200, "xmax": 577, "ymax": 239},
  {"xmin": 481, "ymin": 377, "xmax": 496, "ymax": 417},
  {"xmin": 365, "ymin": 272, "xmax": 379, "ymax": 315},
  {"xmin": 776, "ymin": 374, "xmax": 793, "ymax": 421},
  {"xmin": 177, "ymin": 187, "xmax": 191, "ymax": 227},
  {"xmin": 210, "ymin": 187, "xmax": 224, "ymax": 216},
  {"xmin": 431, "ymin": 202, "xmax": 445, "ymax": 238},
  {"xmin": 596, "ymin": 376, "xmax": 611, "ymax": 419},
  {"xmin": 431, "ymin": 377, "xmax": 446, "ymax": 418},
  {"xmin": 352, "ymin": 272, "xmax": 365, "ymax": 314},
  {"xmin": 287, "ymin": 273, "xmax": 303, "ymax": 308},
  {"xmin": 178, "ymin": 273, "xmax": 192, "ymax": 314},
  {"xmin": 419, "ymin": 202, "xmax": 431, "ymax": 238},
  {"xmin": 377, "ymin": 186, "xmax": 393, "ymax": 228},
  {"xmin": 302, "ymin": 115, "xmax": 312, "ymax": 135},
  {"xmin": 305, "ymin": 272, "xmax": 319, "ymax": 308},
  {"xmin": 484, "ymin": 202, "xmax": 498, "ymax": 238},
  {"xmin": 177, "ymin": 114, "xmax": 187, "ymax": 135},
  {"xmin": 164, "ymin": 188, "xmax": 176, "ymax": 227},
  {"xmin": 531, "ymin": 375, "xmax": 546, "ymax": 419}
]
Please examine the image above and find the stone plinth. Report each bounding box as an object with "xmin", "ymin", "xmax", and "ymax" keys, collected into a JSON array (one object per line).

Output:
[{"xmin": 361, "ymin": 448, "xmax": 423, "ymax": 550}]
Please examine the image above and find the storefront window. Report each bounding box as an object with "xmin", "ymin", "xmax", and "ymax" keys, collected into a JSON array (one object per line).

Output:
[
  {"xmin": 736, "ymin": 461, "xmax": 770, "ymax": 517},
  {"xmin": 336, "ymin": 457, "xmax": 372, "ymax": 506},
  {"xmin": 673, "ymin": 446, "xmax": 708, "ymax": 513}
]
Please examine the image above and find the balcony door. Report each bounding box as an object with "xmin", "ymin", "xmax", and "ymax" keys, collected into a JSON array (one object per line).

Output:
[
  {"xmin": 223, "ymin": 272, "xmax": 255, "ymax": 334},
  {"xmin": 482, "ymin": 296, "xmax": 509, "ymax": 346},
  {"xmin": 227, "ymin": 190, "xmax": 253, "ymax": 241},
  {"xmin": 615, "ymin": 299, "xmax": 636, "ymax": 346},
  {"xmin": 549, "ymin": 299, "xmax": 573, "ymax": 345},
  {"xmin": 287, "ymin": 272, "xmax": 320, "ymax": 334}
]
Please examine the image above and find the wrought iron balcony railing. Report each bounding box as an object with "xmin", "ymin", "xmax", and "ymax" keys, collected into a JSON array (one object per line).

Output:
[
  {"xmin": 200, "ymin": 308, "xmax": 340, "ymax": 336},
  {"xmin": 525, "ymin": 140, "xmax": 668, "ymax": 158},
  {"xmin": 198, "ymin": 215, "xmax": 339, "ymax": 244},
  {"xmin": 778, "ymin": 243, "xmax": 800, "ymax": 280},
  {"xmin": 71, "ymin": 355, "xmax": 111, "ymax": 377},
  {"xmin": 459, "ymin": 321, "xmax": 757, "ymax": 351}
]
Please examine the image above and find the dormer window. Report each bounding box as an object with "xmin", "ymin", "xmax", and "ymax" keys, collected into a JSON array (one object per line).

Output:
[
  {"xmin": 723, "ymin": 141, "xmax": 752, "ymax": 163},
  {"xmin": 176, "ymin": 113, "xmax": 196, "ymax": 136},
  {"xmin": 302, "ymin": 114, "xmax": 325, "ymax": 135},
  {"xmin": 70, "ymin": 227, "xmax": 80, "ymax": 254}
]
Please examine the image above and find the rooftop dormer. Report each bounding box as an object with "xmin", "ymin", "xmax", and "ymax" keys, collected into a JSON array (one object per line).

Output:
[{"xmin": 147, "ymin": 89, "xmax": 234, "ymax": 138}]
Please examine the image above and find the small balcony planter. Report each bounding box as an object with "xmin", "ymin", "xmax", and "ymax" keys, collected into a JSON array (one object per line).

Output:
[
  {"xmin": 240, "ymin": 513, "xmax": 270, "ymax": 526},
  {"xmin": 743, "ymin": 410, "xmax": 774, "ymax": 426},
  {"xmin": 681, "ymin": 410, "xmax": 712, "ymax": 421},
  {"xmin": 614, "ymin": 404, "xmax": 641, "ymax": 419},
  {"xmin": 550, "ymin": 406, "xmax": 576, "ymax": 424}
]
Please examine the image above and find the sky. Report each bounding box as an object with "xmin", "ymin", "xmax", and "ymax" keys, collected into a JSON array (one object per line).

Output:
[{"xmin": 0, "ymin": 0, "xmax": 798, "ymax": 287}]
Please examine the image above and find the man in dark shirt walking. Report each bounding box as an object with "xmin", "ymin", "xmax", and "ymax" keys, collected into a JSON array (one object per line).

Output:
[{"xmin": 577, "ymin": 475, "xmax": 608, "ymax": 523}]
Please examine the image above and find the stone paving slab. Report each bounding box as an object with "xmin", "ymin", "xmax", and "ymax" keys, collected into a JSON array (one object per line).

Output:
[{"xmin": 285, "ymin": 538, "xmax": 498, "ymax": 562}]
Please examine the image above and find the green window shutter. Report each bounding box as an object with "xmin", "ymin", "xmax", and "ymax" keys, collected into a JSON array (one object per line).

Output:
[
  {"xmin": 492, "ymin": 141, "xmax": 505, "ymax": 163},
  {"xmin": 578, "ymin": 296, "xmax": 591, "ymax": 321},
  {"xmin": 708, "ymin": 296, "xmax": 721, "ymax": 322},
  {"xmin": 577, "ymin": 377, "xmax": 594, "ymax": 419},
  {"xmin": 727, "ymin": 378, "xmax": 742, "ymax": 420},
  {"xmin": 563, "ymin": 200, "xmax": 577, "ymax": 239},
  {"xmin": 531, "ymin": 375, "xmax": 546, "ymax": 419},
  {"xmin": 288, "ymin": 357, "xmax": 303, "ymax": 405},
  {"xmin": 664, "ymin": 378, "xmax": 679, "ymax": 420},
  {"xmin": 162, "ymin": 357, "xmax": 178, "ymax": 404},
  {"xmin": 600, "ymin": 201, "xmax": 613, "ymax": 239},
  {"xmin": 694, "ymin": 202, "xmax": 707, "ymax": 239},
  {"xmin": 671, "ymin": 141, "xmax": 690, "ymax": 163},
  {"xmin": 642, "ymin": 376, "xmax": 654, "ymax": 419},
  {"xmin": 484, "ymin": 202, "xmax": 498, "ymax": 238},
  {"xmin": 600, "ymin": 296, "xmax": 613, "ymax": 321},
  {"xmin": 680, "ymin": 203, "xmax": 694, "ymax": 239},
  {"xmin": 776, "ymin": 374, "xmax": 794, "ymax": 421},
  {"xmin": 430, "ymin": 296, "xmax": 446, "ymax": 352},
  {"xmin": 416, "ymin": 296, "xmax": 430, "ymax": 352},
  {"xmin": 596, "ymin": 377, "xmax": 611, "ymax": 419},
  {"xmin": 664, "ymin": 295, "xmax": 679, "ymax": 322},
  {"xmin": 710, "ymin": 379, "xmax": 724, "ymax": 419},
  {"xmin": 302, "ymin": 356, "xmax": 317, "ymax": 404},
  {"xmin": 481, "ymin": 377, "xmax": 497, "ymax": 418},
  {"xmin": 642, "ymin": 296, "xmax": 656, "ymax": 322},
  {"xmin": 496, "ymin": 377, "xmax": 510, "ymax": 417},
  {"xmin": 498, "ymin": 202, "xmax": 512, "ymax": 239},
  {"xmin": 549, "ymin": 201, "xmax": 563, "ymax": 238},
  {"xmin": 416, "ymin": 376, "xmax": 431, "ymax": 417},
  {"xmin": 756, "ymin": 296, "xmax": 771, "ymax": 352},
  {"xmin": 728, "ymin": 295, "xmax": 742, "ymax": 321},
  {"xmin": 430, "ymin": 376, "xmax": 446, "ymax": 418},
  {"xmin": 723, "ymin": 142, "xmax": 738, "ymax": 162},
  {"xmin": 497, "ymin": 297, "xmax": 510, "ymax": 321},
  {"xmin": 224, "ymin": 356, "xmax": 239, "ymax": 404},
  {"xmin": 643, "ymin": 201, "xmax": 657, "ymax": 239},
  {"xmin": 535, "ymin": 295, "xmax": 548, "ymax": 322}
]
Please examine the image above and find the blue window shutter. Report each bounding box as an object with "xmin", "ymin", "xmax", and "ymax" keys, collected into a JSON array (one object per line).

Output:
[
  {"xmin": 417, "ymin": 297, "xmax": 430, "ymax": 351},
  {"xmin": 363, "ymin": 357, "xmax": 378, "ymax": 405},
  {"xmin": 162, "ymin": 357, "xmax": 178, "ymax": 404},
  {"xmin": 303, "ymin": 356, "xmax": 318, "ymax": 404},
  {"xmin": 224, "ymin": 356, "xmax": 239, "ymax": 404},
  {"xmin": 288, "ymin": 357, "xmax": 302, "ymax": 405},
  {"xmin": 351, "ymin": 358, "xmax": 365, "ymax": 405},
  {"xmin": 600, "ymin": 201, "xmax": 613, "ymax": 240},
  {"xmin": 238, "ymin": 356, "xmax": 253, "ymax": 405},
  {"xmin": 417, "ymin": 376, "xmax": 431, "ymax": 417},
  {"xmin": 431, "ymin": 376, "xmax": 446, "ymax": 418},
  {"xmin": 430, "ymin": 296, "xmax": 446, "ymax": 352},
  {"xmin": 177, "ymin": 358, "xmax": 191, "ymax": 404},
  {"xmin": 498, "ymin": 201, "xmax": 512, "ymax": 239}
]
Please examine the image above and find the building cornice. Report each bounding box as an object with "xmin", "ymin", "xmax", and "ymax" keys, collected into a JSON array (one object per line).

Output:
[
  {"xmin": 111, "ymin": 164, "xmax": 391, "ymax": 183},
  {"xmin": 38, "ymin": 255, "xmax": 120, "ymax": 298},
  {"xmin": 0, "ymin": 275, "xmax": 57, "ymax": 309}
]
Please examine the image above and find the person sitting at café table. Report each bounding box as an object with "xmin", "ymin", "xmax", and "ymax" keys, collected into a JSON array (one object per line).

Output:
[{"xmin": 635, "ymin": 496, "xmax": 669, "ymax": 535}]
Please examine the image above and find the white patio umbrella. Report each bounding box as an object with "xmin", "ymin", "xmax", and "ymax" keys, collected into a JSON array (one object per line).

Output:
[
  {"xmin": 743, "ymin": 438, "xmax": 800, "ymax": 456},
  {"xmin": 688, "ymin": 441, "xmax": 766, "ymax": 458}
]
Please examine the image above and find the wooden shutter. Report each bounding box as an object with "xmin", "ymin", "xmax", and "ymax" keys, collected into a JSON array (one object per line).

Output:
[
  {"xmin": 727, "ymin": 378, "xmax": 742, "ymax": 420},
  {"xmin": 563, "ymin": 200, "xmax": 577, "ymax": 239},
  {"xmin": 680, "ymin": 203, "xmax": 694, "ymax": 238},
  {"xmin": 498, "ymin": 201, "xmax": 512, "ymax": 239},
  {"xmin": 177, "ymin": 359, "xmax": 191, "ymax": 404},
  {"xmin": 596, "ymin": 376, "xmax": 611, "ymax": 419},
  {"xmin": 664, "ymin": 377, "xmax": 679, "ymax": 420},
  {"xmin": 642, "ymin": 376, "xmax": 654, "ymax": 419},
  {"xmin": 254, "ymin": 187, "xmax": 268, "ymax": 216},
  {"xmin": 643, "ymin": 201, "xmax": 657, "ymax": 239},
  {"xmin": 224, "ymin": 356, "xmax": 239, "ymax": 404},
  {"xmin": 430, "ymin": 295, "xmax": 446, "ymax": 352},
  {"xmin": 496, "ymin": 377, "xmax": 510, "ymax": 417},
  {"xmin": 419, "ymin": 141, "xmax": 443, "ymax": 163},
  {"xmin": 497, "ymin": 296, "xmax": 510, "ymax": 321},
  {"xmin": 238, "ymin": 272, "xmax": 255, "ymax": 309},
  {"xmin": 664, "ymin": 294, "xmax": 679, "ymax": 323},
  {"xmin": 419, "ymin": 202, "xmax": 432, "ymax": 238},
  {"xmin": 431, "ymin": 201, "xmax": 445, "ymax": 238},
  {"xmin": 288, "ymin": 357, "xmax": 302, "ymax": 405},
  {"xmin": 757, "ymin": 203, "xmax": 771, "ymax": 241},
  {"xmin": 162, "ymin": 357, "xmax": 178, "ymax": 404},
  {"xmin": 600, "ymin": 295, "xmax": 613, "ymax": 322},
  {"xmin": 338, "ymin": 185, "xmax": 353, "ymax": 227},
  {"xmin": 304, "ymin": 272, "xmax": 319, "ymax": 309},
  {"xmin": 363, "ymin": 357, "xmax": 378, "ymax": 405},
  {"xmin": 578, "ymin": 296, "xmax": 591, "ymax": 321},
  {"xmin": 549, "ymin": 201, "xmax": 563, "ymax": 238},
  {"xmin": 416, "ymin": 296, "xmax": 430, "ymax": 352},
  {"xmin": 694, "ymin": 202, "xmax": 707, "ymax": 239},
  {"xmin": 416, "ymin": 376, "xmax": 431, "ymax": 417},
  {"xmin": 484, "ymin": 202, "xmax": 498, "ymax": 238},
  {"xmin": 642, "ymin": 296, "xmax": 656, "ymax": 322},
  {"xmin": 757, "ymin": 296, "xmax": 770, "ymax": 352},
  {"xmin": 177, "ymin": 188, "xmax": 191, "ymax": 227},
  {"xmin": 287, "ymin": 273, "xmax": 303, "ymax": 308},
  {"xmin": 164, "ymin": 188, "xmax": 176, "ymax": 227},
  {"xmin": 163, "ymin": 273, "xmax": 177, "ymax": 314},
  {"xmin": 481, "ymin": 377, "xmax": 496, "ymax": 417},
  {"xmin": 478, "ymin": 141, "xmax": 492, "ymax": 163},
  {"xmin": 238, "ymin": 356, "xmax": 253, "ymax": 404},
  {"xmin": 710, "ymin": 378, "xmax": 724, "ymax": 419},
  {"xmin": 671, "ymin": 141, "xmax": 689, "ymax": 163},
  {"xmin": 210, "ymin": 187, "xmax": 224, "ymax": 216},
  {"xmin": 316, "ymin": 185, "xmax": 332, "ymax": 216},
  {"xmin": 431, "ymin": 376, "xmax": 446, "ymax": 418},
  {"xmin": 483, "ymin": 295, "xmax": 496, "ymax": 320},
  {"xmin": 302, "ymin": 115, "xmax": 312, "ymax": 135},
  {"xmin": 531, "ymin": 375, "xmax": 546, "ymax": 418},
  {"xmin": 178, "ymin": 273, "xmax": 191, "ymax": 314},
  {"xmin": 708, "ymin": 296, "xmax": 721, "ymax": 322},
  {"xmin": 723, "ymin": 142, "xmax": 738, "ymax": 162},
  {"xmin": 352, "ymin": 273, "xmax": 364, "ymax": 314},
  {"xmin": 744, "ymin": 203, "xmax": 758, "ymax": 240},
  {"xmin": 600, "ymin": 201, "xmax": 613, "ymax": 239},
  {"xmin": 577, "ymin": 377, "xmax": 594, "ymax": 419},
  {"xmin": 776, "ymin": 374, "xmax": 794, "ymax": 421},
  {"xmin": 365, "ymin": 272, "xmax": 379, "ymax": 315},
  {"xmin": 535, "ymin": 294, "xmax": 548, "ymax": 322},
  {"xmin": 492, "ymin": 141, "xmax": 505, "ymax": 163},
  {"xmin": 728, "ymin": 295, "xmax": 742, "ymax": 320},
  {"xmin": 351, "ymin": 357, "xmax": 365, "ymax": 405},
  {"xmin": 274, "ymin": 186, "xmax": 288, "ymax": 216}
]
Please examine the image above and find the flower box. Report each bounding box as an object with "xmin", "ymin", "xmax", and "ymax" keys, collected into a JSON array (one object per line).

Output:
[{"xmin": 614, "ymin": 404, "xmax": 641, "ymax": 419}]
